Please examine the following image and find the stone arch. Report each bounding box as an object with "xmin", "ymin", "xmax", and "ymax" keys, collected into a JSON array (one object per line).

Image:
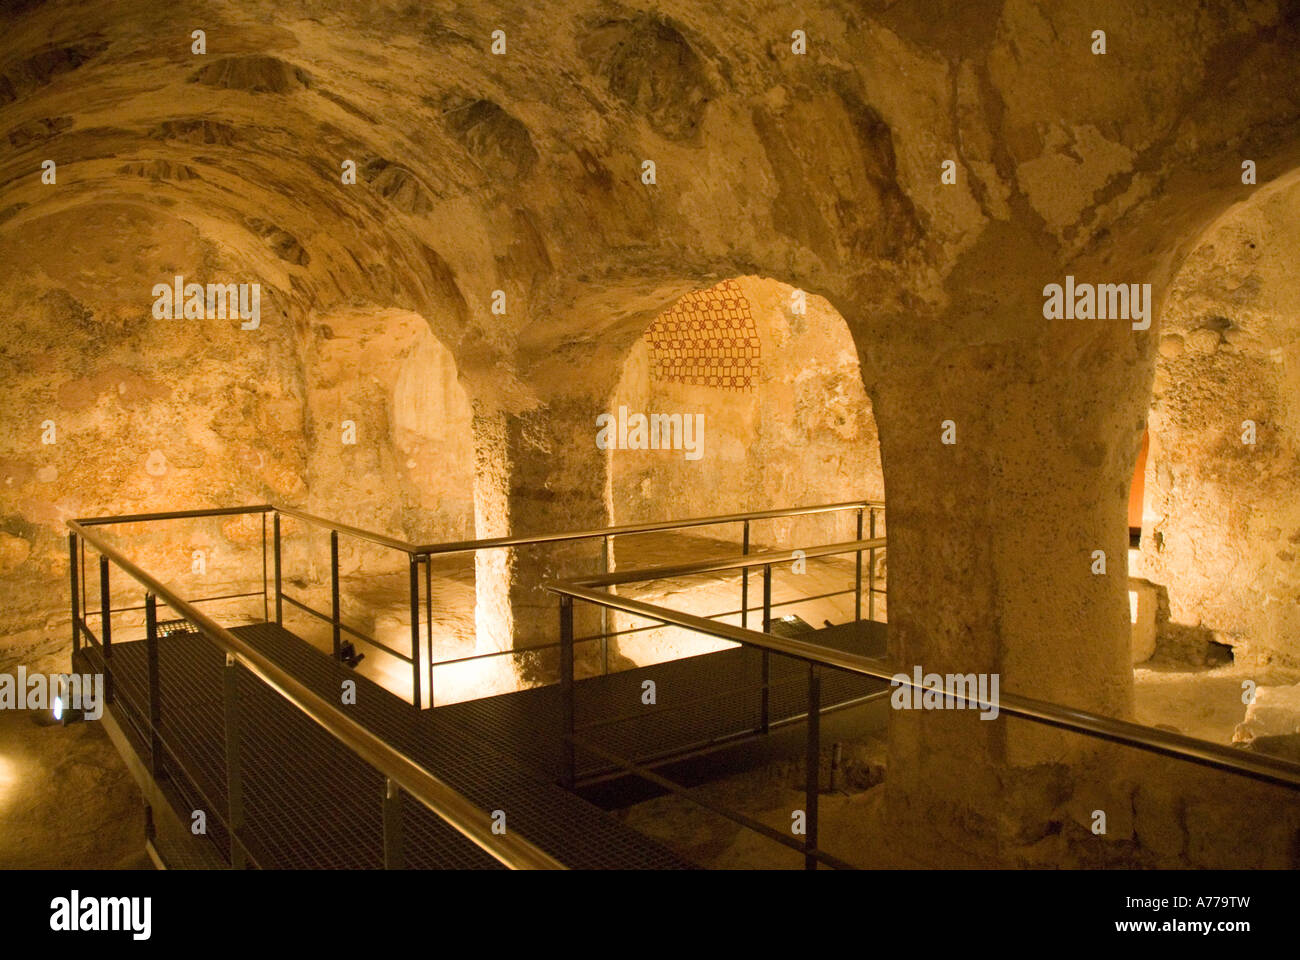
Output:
[
  {"xmin": 302, "ymin": 305, "xmax": 476, "ymax": 546},
  {"xmin": 0, "ymin": 200, "xmax": 310, "ymax": 666},
  {"xmin": 463, "ymin": 266, "xmax": 867, "ymax": 683},
  {"xmin": 863, "ymin": 159, "xmax": 1300, "ymax": 869},
  {"xmin": 277, "ymin": 305, "xmax": 480, "ymax": 703},
  {"xmin": 604, "ymin": 275, "xmax": 884, "ymax": 547},
  {"xmin": 576, "ymin": 274, "xmax": 886, "ymax": 668},
  {"xmin": 1137, "ymin": 170, "xmax": 1300, "ymax": 674}
]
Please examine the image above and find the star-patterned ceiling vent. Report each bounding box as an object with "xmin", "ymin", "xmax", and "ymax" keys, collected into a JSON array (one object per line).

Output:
[{"xmin": 642, "ymin": 279, "xmax": 761, "ymax": 389}]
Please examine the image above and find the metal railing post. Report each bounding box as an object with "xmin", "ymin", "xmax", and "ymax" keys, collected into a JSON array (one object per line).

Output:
[
  {"xmin": 868, "ymin": 508, "xmax": 877, "ymax": 622},
  {"xmin": 145, "ymin": 593, "xmax": 163, "ymax": 780},
  {"xmin": 99, "ymin": 555, "xmax": 113, "ymax": 704},
  {"xmin": 273, "ymin": 512, "xmax": 282, "ymax": 625},
  {"xmin": 741, "ymin": 520, "xmax": 751, "ymax": 628},
  {"xmin": 383, "ymin": 777, "xmax": 404, "ymax": 869},
  {"xmin": 761, "ymin": 563, "xmax": 772, "ymax": 734},
  {"xmin": 559, "ymin": 595, "xmax": 576, "ymax": 789},
  {"xmin": 855, "ymin": 507, "xmax": 864, "ymax": 623},
  {"xmin": 409, "ymin": 555, "xmax": 421, "ymax": 711},
  {"xmin": 68, "ymin": 533, "xmax": 79, "ymax": 655},
  {"xmin": 600, "ymin": 534, "xmax": 610, "ymax": 675},
  {"xmin": 425, "ymin": 556, "xmax": 434, "ymax": 708},
  {"xmin": 805, "ymin": 664, "xmax": 820, "ymax": 871},
  {"xmin": 222, "ymin": 652, "xmax": 246, "ymax": 868},
  {"xmin": 330, "ymin": 530, "xmax": 341, "ymax": 661},
  {"xmin": 261, "ymin": 512, "xmax": 269, "ymax": 623}
]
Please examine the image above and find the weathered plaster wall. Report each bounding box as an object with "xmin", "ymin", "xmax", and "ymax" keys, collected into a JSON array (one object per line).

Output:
[{"xmin": 303, "ymin": 306, "xmax": 474, "ymax": 550}]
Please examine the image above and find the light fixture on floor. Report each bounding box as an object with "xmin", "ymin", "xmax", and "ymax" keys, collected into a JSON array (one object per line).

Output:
[
  {"xmin": 340, "ymin": 641, "xmax": 365, "ymax": 668},
  {"xmin": 52, "ymin": 690, "xmax": 86, "ymax": 726},
  {"xmin": 31, "ymin": 676, "xmax": 85, "ymax": 727},
  {"xmin": 54, "ymin": 673, "xmax": 89, "ymax": 725}
]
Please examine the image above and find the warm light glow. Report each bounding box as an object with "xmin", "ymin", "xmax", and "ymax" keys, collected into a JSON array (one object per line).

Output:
[
  {"xmin": 615, "ymin": 561, "xmax": 862, "ymax": 667},
  {"xmin": 0, "ymin": 755, "xmax": 15, "ymax": 812},
  {"xmin": 1128, "ymin": 429, "xmax": 1149, "ymax": 529},
  {"xmin": 430, "ymin": 657, "xmax": 519, "ymax": 705},
  {"xmin": 358, "ymin": 618, "xmax": 516, "ymax": 706},
  {"xmin": 340, "ymin": 554, "xmax": 868, "ymax": 706}
]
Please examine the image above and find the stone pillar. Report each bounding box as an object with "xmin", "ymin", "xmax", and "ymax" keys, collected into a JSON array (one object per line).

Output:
[
  {"xmin": 471, "ymin": 400, "xmax": 610, "ymax": 686},
  {"xmin": 853, "ymin": 262, "xmax": 1150, "ymax": 864}
]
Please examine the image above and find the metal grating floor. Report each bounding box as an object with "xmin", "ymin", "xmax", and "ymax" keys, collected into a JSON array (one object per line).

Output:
[
  {"xmin": 435, "ymin": 618, "xmax": 891, "ymax": 783},
  {"xmin": 79, "ymin": 622, "xmax": 693, "ymax": 870},
  {"xmin": 83, "ymin": 616, "xmax": 886, "ymax": 869}
]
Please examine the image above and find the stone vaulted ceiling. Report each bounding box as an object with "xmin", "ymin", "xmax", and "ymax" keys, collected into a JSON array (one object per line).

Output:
[{"xmin": 2, "ymin": 0, "xmax": 1299, "ymax": 411}]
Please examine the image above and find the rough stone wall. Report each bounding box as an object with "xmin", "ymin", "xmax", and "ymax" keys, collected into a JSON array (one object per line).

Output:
[
  {"xmin": 1141, "ymin": 178, "xmax": 1300, "ymax": 669},
  {"xmin": 0, "ymin": 221, "xmax": 477, "ymax": 676},
  {"xmin": 0, "ymin": 205, "xmax": 306, "ymax": 675},
  {"xmin": 303, "ymin": 306, "xmax": 474, "ymax": 551}
]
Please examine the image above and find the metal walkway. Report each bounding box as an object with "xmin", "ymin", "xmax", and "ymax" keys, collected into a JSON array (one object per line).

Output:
[
  {"xmin": 438, "ymin": 618, "xmax": 889, "ymax": 784},
  {"xmin": 83, "ymin": 614, "xmax": 887, "ymax": 869},
  {"xmin": 69, "ymin": 499, "xmax": 894, "ymax": 869},
  {"xmin": 79, "ymin": 622, "xmax": 693, "ymax": 869},
  {"xmin": 67, "ymin": 501, "xmax": 1300, "ymax": 870}
]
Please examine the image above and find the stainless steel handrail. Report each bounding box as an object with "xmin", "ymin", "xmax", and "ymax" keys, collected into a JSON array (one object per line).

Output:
[
  {"xmin": 568, "ymin": 538, "xmax": 888, "ymax": 587},
  {"xmin": 273, "ymin": 503, "xmax": 418, "ymax": 554},
  {"xmin": 75, "ymin": 505, "xmax": 273, "ymax": 526},
  {"xmin": 543, "ymin": 576, "xmax": 1300, "ymax": 793},
  {"xmin": 411, "ymin": 499, "xmax": 884, "ymax": 555},
  {"xmin": 69, "ymin": 518, "xmax": 565, "ymax": 870},
  {"xmin": 75, "ymin": 498, "xmax": 883, "ymax": 558}
]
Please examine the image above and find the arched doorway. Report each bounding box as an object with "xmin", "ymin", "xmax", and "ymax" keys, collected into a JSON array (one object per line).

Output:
[
  {"xmin": 1134, "ymin": 173, "xmax": 1300, "ymax": 747},
  {"xmin": 601, "ymin": 276, "xmax": 885, "ymax": 666},
  {"xmin": 285, "ymin": 307, "xmax": 477, "ymax": 703}
]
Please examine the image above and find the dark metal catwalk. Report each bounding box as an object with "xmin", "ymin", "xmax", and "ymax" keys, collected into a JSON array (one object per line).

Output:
[
  {"xmin": 83, "ymin": 612, "xmax": 886, "ymax": 869},
  {"xmin": 79, "ymin": 622, "xmax": 693, "ymax": 869},
  {"xmin": 436, "ymin": 618, "xmax": 889, "ymax": 783}
]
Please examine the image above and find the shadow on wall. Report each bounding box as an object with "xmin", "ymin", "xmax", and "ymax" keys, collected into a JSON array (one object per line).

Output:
[{"xmin": 1146, "ymin": 580, "xmax": 1234, "ymax": 668}]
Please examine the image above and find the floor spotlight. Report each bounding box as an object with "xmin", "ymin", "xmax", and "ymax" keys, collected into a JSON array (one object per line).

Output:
[
  {"xmin": 52, "ymin": 691, "xmax": 86, "ymax": 726},
  {"xmin": 31, "ymin": 676, "xmax": 85, "ymax": 727}
]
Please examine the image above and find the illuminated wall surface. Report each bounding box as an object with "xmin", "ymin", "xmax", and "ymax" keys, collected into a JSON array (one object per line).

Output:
[{"xmin": 0, "ymin": 0, "xmax": 1298, "ymax": 878}]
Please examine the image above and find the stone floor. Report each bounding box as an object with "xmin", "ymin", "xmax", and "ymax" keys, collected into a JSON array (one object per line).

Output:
[
  {"xmin": 1134, "ymin": 660, "xmax": 1300, "ymax": 746},
  {"xmin": 612, "ymin": 658, "xmax": 1300, "ymax": 869},
  {"xmin": 0, "ymin": 709, "xmax": 149, "ymax": 869},
  {"xmin": 611, "ymin": 700, "xmax": 901, "ymax": 869}
]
